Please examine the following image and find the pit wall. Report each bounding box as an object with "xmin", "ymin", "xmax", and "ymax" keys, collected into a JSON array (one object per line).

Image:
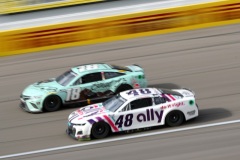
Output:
[
  {"xmin": 0, "ymin": 0, "xmax": 104, "ymax": 14},
  {"xmin": 0, "ymin": 0, "xmax": 240, "ymax": 57}
]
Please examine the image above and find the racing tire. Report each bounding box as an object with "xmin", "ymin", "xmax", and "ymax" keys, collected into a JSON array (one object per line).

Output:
[
  {"xmin": 43, "ymin": 95, "xmax": 62, "ymax": 112},
  {"xmin": 116, "ymin": 84, "xmax": 132, "ymax": 94},
  {"xmin": 91, "ymin": 121, "xmax": 110, "ymax": 139},
  {"xmin": 165, "ymin": 110, "xmax": 185, "ymax": 127}
]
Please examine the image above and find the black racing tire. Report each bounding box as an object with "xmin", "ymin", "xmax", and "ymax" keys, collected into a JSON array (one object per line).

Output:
[
  {"xmin": 116, "ymin": 84, "xmax": 133, "ymax": 94},
  {"xmin": 165, "ymin": 110, "xmax": 185, "ymax": 127},
  {"xmin": 91, "ymin": 121, "xmax": 110, "ymax": 139},
  {"xmin": 43, "ymin": 95, "xmax": 62, "ymax": 112}
]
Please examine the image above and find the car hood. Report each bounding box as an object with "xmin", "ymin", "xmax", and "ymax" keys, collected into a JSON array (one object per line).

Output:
[
  {"xmin": 22, "ymin": 78, "xmax": 61, "ymax": 96},
  {"xmin": 68, "ymin": 103, "xmax": 111, "ymax": 124}
]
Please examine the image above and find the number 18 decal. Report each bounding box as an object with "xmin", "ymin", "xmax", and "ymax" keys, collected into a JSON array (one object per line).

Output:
[{"xmin": 66, "ymin": 88, "xmax": 81, "ymax": 101}]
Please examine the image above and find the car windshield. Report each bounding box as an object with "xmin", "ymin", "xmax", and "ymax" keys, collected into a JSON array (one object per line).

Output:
[
  {"xmin": 56, "ymin": 70, "xmax": 77, "ymax": 86},
  {"xmin": 103, "ymin": 95, "xmax": 126, "ymax": 112}
]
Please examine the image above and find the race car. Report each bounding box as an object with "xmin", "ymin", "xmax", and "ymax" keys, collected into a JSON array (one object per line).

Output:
[
  {"xmin": 66, "ymin": 87, "xmax": 199, "ymax": 140},
  {"xmin": 20, "ymin": 63, "xmax": 147, "ymax": 113}
]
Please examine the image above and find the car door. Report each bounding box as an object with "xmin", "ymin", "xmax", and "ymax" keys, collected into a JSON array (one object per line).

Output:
[
  {"xmin": 113, "ymin": 97, "xmax": 157, "ymax": 131},
  {"xmin": 65, "ymin": 72, "xmax": 103, "ymax": 103},
  {"xmin": 103, "ymin": 72, "xmax": 126, "ymax": 91}
]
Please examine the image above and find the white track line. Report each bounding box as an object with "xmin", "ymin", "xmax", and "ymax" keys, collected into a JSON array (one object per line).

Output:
[{"xmin": 1, "ymin": 119, "xmax": 240, "ymax": 159}]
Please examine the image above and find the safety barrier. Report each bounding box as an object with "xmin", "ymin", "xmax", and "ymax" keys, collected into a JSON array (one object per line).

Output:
[
  {"xmin": 0, "ymin": 0, "xmax": 104, "ymax": 14},
  {"xmin": 0, "ymin": 0, "xmax": 240, "ymax": 56}
]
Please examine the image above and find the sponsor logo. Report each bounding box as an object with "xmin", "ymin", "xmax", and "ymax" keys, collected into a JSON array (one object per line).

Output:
[
  {"xmin": 115, "ymin": 109, "xmax": 164, "ymax": 128},
  {"xmin": 137, "ymin": 108, "xmax": 163, "ymax": 123},
  {"xmin": 187, "ymin": 110, "xmax": 196, "ymax": 116},
  {"xmin": 160, "ymin": 102, "xmax": 184, "ymax": 109}
]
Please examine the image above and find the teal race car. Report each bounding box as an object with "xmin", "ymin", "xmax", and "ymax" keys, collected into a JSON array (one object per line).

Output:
[{"xmin": 20, "ymin": 63, "xmax": 147, "ymax": 113}]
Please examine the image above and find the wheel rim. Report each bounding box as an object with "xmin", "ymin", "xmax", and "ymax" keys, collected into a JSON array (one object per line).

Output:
[
  {"xmin": 94, "ymin": 124, "xmax": 105, "ymax": 135},
  {"xmin": 46, "ymin": 97, "xmax": 59, "ymax": 109},
  {"xmin": 169, "ymin": 113, "xmax": 180, "ymax": 123}
]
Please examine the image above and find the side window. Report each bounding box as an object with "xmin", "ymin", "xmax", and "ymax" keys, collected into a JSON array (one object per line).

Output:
[
  {"xmin": 154, "ymin": 97, "xmax": 166, "ymax": 105},
  {"xmin": 73, "ymin": 77, "xmax": 82, "ymax": 86},
  {"xmin": 121, "ymin": 103, "xmax": 131, "ymax": 112},
  {"xmin": 104, "ymin": 72, "xmax": 125, "ymax": 79},
  {"xmin": 81, "ymin": 73, "xmax": 102, "ymax": 84},
  {"xmin": 130, "ymin": 98, "xmax": 153, "ymax": 110}
]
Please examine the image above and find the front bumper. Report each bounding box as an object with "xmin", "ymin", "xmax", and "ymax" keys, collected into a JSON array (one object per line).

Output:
[
  {"xmin": 19, "ymin": 95, "xmax": 43, "ymax": 113},
  {"xmin": 19, "ymin": 101, "xmax": 31, "ymax": 112},
  {"xmin": 66, "ymin": 123, "xmax": 90, "ymax": 140},
  {"xmin": 19, "ymin": 100, "xmax": 42, "ymax": 113}
]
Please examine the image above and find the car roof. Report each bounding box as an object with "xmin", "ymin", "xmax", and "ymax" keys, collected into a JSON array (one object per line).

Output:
[
  {"xmin": 71, "ymin": 63, "xmax": 112, "ymax": 74},
  {"xmin": 120, "ymin": 88, "xmax": 161, "ymax": 100}
]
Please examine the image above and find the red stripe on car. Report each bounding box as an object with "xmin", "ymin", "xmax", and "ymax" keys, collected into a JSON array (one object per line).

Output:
[{"xmin": 103, "ymin": 115, "xmax": 119, "ymax": 132}]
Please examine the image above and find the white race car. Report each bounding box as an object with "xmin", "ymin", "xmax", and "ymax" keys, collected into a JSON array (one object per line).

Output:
[{"xmin": 66, "ymin": 88, "xmax": 198, "ymax": 140}]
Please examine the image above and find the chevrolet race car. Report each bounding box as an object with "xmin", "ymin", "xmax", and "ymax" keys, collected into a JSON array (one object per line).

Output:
[
  {"xmin": 66, "ymin": 87, "xmax": 199, "ymax": 140},
  {"xmin": 20, "ymin": 63, "xmax": 147, "ymax": 113}
]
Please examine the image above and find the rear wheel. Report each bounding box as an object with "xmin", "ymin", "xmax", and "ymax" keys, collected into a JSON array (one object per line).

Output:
[
  {"xmin": 43, "ymin": 95, "xmax": 61, "ymax": 112},
  {"xmin": 116, "ymin": 84, "xmax": 132, "ymax": 93},
  {"xmin": 165, "ymin": 111, "xmax": 184, "ymax": 127},
  {"xmin": 91, "ymin": 121, "xmax": 110, "ymax": 139}
]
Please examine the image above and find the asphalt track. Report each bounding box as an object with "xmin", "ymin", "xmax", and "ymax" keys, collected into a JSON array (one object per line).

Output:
[{"xmin": 0, "ymin": 23, "xmax": 240, "ymax": 159}]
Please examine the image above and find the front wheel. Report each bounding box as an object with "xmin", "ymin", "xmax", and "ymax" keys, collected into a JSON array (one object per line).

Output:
[
  {"xmin": 43, "ymin": 95, "xmax": 62, "ymax": 112},
  {"xmin": 165, "ymin": 111, "xmax": 184, "ymax": 127},
  {"xmin": 91, "ymin": 121, "xmax": 110, "ymax": 139}
]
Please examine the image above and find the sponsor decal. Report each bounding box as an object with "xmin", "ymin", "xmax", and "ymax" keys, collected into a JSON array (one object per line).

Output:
[
  {"xmin": 115, "ymin": 109, "xmax": 164, "ymax": 128},
  {"xmin": 189, "ymin": 100, "xmax": 195, "ymax": 105},
  {"xmin": 127, "ymin": 88, "xmax": 151, "ymax": 96},
  {"xmin": 78, "ymin": 64, "xmax": 98, "ymax": 72},
  {"xmin": 161, "ymin": 94, "xmax": 171, "ymax": 102},
  {"xmin": 166, "ymin": 94, "xmax": 176, "ymax": 101},
  {"xmin": 87, "ymin": 119, "xmax": 96, "ymax": 124},
  {"xmin": 103, "ymin": 115, "xmax": 119, "ymax": 132},
  {"xmin": 66, "ymin": 88, "xmax": 81, "ymax": 101},
  {"xmin": 160, "ymin": 102, "xmax": 184, "ymax": 110},
  {"xmin": 69, "ymin": 112, "xmax": 79, "ymax": 121},
  {"xmin": 87, "ymin": 116, "xmax": 104, "ymax": 124},
  {"xmin": 131, "ymin": 78, "xmax": 140, "ymax": 89},
  {"xmin": 182, "ymin": 91, "xmax": 192, "ymax": 96},
  {"xmin": 187, "ymin": 110, "xmax": 196, "ymax": 116},
  {"xmin": 137, "ymin": 109, "xmax": 163, "ymax": 123},
  {"xmin": 76, "ymin": 109, "xmax": 83, "ymax": 115},
  {"xmin": 91, "ymin": 78, "xmax": 127, "ymax": 91}
]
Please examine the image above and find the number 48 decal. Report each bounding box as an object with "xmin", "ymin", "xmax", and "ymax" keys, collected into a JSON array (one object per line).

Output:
[
  {"xmin": 66, "ymin": 88, "xmax": 81, "ymax": 101},
  {"xmin": 115, "ymin": 114, "xmax": 133, "ymax": 128},
  {"xmin": 127, "ymin": 88, "xmax": 151, "ymax": 96}
]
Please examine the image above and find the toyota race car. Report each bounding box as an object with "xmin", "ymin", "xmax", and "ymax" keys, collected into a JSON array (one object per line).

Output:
[
  {"xmin": 66, "ymin": 88, "xmax": 199, "ymax": 140},
  {"xmin": 20, "ymin": 63, "xmax": 147, "ymax": 113}
]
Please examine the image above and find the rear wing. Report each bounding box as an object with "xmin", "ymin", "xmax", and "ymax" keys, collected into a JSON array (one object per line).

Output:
[{"xmin": 126, "ymin": 64, "xmax": 144, "ymax": 72}]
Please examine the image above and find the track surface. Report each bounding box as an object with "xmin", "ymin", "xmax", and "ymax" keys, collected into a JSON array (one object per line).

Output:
[{"xmin": 0, "ymin": 24, "xmax": 240, "ymax": 159}]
